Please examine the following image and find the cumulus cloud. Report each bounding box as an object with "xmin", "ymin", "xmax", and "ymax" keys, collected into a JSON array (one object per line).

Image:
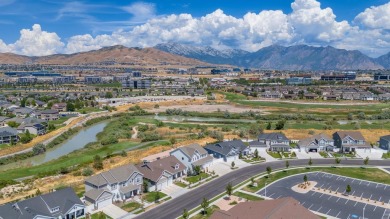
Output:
[
  {"xmin": 7, "ymin": 24, "xmax": 64, "ymax": 56},
  {"xmin": 1, "ymin": 0, "xmax": 390, "ymax": 57},
  {"xmin": 354, "ymin": 2, "xmax": 390, "ymax": 29}
]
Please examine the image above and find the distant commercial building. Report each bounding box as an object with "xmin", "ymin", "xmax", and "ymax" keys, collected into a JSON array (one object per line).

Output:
[
  {"xmin": 122, "ymin": 79, "xmax": 151, "ymax": 89},
  {"xmin": 17, "ymin": 76, "xmax": 37, "ymax": 84},
  {"xmin": 52, "ymin": 75, "xmax": 76, "ymax": 84},
  {"xmin": 287, "ymin": 77, "xmax": 312, "ymax": 85},
  {"xmin": 374, "ymin": 73, "xmax": 390, "ymax": 81},
  {"xmin": 84, "ymin": 76, "xmax": 102, "ymax": 84},
  {"xmin": 5, "ymin": 71, "xmax": 61, "ymax": 77},
  {"xmin": 321, "ymin": 72, "xmax": 356, "ymax": 81}
]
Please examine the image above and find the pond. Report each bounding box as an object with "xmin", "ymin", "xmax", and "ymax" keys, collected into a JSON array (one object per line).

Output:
[{"xmin": 0, "ymin": 121, "xmax": 108, "ymax": 171}]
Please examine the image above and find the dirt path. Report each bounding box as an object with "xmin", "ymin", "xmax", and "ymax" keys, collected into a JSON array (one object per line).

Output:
[{"xmin": 131, "ymin": 126, "xmax": 138, "ymax": 139}]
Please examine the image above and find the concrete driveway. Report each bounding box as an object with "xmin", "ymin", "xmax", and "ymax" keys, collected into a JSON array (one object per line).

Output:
[
  {"xmin": 292, "ymin": 149, "xmax": 323, "ymax": 159},
  {"xmin": 209, "ymin": 159, "xmax": 251, "ymax": 176},
  {"xmin": 252, "ymin": 148, "xmax": 278, "ymax": 161},
  {"xmin": 102, "ymin": 204, "xmax": 128, "ymax": 219},
  {"xmin": 356, "ymin": 148, "xmax": 386, "ymax": 160},
  {"xmin": 161, "ymin": 184, "xmax": 189, "ymax": 199}
]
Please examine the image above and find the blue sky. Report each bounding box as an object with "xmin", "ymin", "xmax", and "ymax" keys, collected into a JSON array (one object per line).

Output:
[{"xmin": 1, "ymin": 0, "xmax": 390, "ymax": 57}]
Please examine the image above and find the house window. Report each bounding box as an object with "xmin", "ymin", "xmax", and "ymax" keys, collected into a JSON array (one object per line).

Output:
[
  {"xmin": 111, "ymin": 184, "xmax": 117, "ymax": 189},
  {"xmin": 136, "ymin": 177, "xmax": 141, "ymax": 183},
  {"xmin": 175, "ymin": 164, "xmax": 179, "ymax": 169},
  {"xmin": 182, "ymin": 157, "xmax": 184, "ymax": 160}
]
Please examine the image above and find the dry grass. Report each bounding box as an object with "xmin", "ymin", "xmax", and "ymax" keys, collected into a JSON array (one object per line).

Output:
[{"xmin": 272, "ymin": 129, "xmax": 386, "ymax": 144}]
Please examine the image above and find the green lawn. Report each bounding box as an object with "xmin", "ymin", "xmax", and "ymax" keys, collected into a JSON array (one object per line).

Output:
[
  {"xmin": 90, "ymin": 212, "xmax": 113, "ymax": 219},
  {"xmin": 190, "ymin": 205, "xmax": 220, "ymax": 219},
  {"xmin": 48, "ymin": 116, "xmax": 70, "ymax": 125},
  {"xmin": 243, "ymin": 167, "xmax": 390, "ymax": 193},
  {"xmin": 174, "ymin": 181, "xmax": 188, "ymax": 188},
  {"xmin": 185, "ymin": 173, "xmax": 210, "ymax": 184},
  {"xmin": 319, "ymin": 151, "xmax": 329, "ymax": 158},
  {"xmin": 383, "ymin": 152, "xmax": 390, "ymax": 159},
  {"xmin": 143, "ymin": 191, "xmax": 168, "ymax": 203},
  {"xmin": 78, "ymin": 107, "xmax": 103, "ymax": 114},
  {"xmin": 119, "ymin": 202, "xmax": 142, "ymax": 212},
  {"xmin": 233, "ymin": 191, "xmax": 263, "ymax": 201},
  {"xmin": 267, "ymin": 151, "xmax": 282, "ymax": 159}
]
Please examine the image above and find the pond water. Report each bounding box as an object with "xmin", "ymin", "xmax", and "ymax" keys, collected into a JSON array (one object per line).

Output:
[{"xmin": 0, "ymin": 121, "xmax": 108, "ymax": 171}]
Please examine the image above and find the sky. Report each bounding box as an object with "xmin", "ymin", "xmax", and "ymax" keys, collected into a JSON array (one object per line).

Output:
[{"xmin": 0, "ymin": 0, "xmax": 390, "ymax": 57}]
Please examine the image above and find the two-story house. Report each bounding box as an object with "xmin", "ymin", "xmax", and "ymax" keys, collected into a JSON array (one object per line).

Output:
[
  {"xmin": 84, "ymin": 164, "xmax": 143, "ymax": 210},
  {"xmin": 257, "ymin": 132, "xmax": 291, "ymax": 152},
  {"xmin": 136, "ymin": 156, "xmax": 186, "ymax": 191},
  {"xmin": 170, "ymin": 143, "xmax": 213, "ymax": 172},
  {"xmin": 379, "ymin": 135, "xmax": 390, "ymax": 152},
  {"xmin": 0, "ymin": 187, "xmax": 85, "ymax": 219},
  {"xmin": 52, "ymin": 103, "xmax": 67, "ymax": 112},
  {"xmin": 298, "ymin": 133, "xmax": 334, "ymax": 152},
  {"xmin": 333, "ymin": 131, "xmax": 370, "ymax": 152},
  {"xmin": 38, "ymin": 109, "xmax": 59, "ymax": 121},
  {"xmin": 204, "ymin": 140, "xmax": 250, "ymax": 162},
  {"xmin": 0, "ymin": 127, "xmax": 19, "ymax": 144},
  {"xmin": 17, "ymin": 123, "xmax": 46, "ymax": 135}
]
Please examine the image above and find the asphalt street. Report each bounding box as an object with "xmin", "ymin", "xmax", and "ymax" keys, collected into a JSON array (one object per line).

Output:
[
  {"xmin": 257, "ymin": 172, "xmax": 390, "ymax": 219},
  {"xmin": 132, "ymin": 159, "xmax": 390, "ymax": 219}
]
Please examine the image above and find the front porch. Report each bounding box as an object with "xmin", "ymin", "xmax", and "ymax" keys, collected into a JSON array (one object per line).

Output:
[{"xmin": 119, "ymin": 184, "xmax": 141, "ymax": 201}]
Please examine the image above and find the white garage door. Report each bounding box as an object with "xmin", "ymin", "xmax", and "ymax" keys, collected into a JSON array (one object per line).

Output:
[
  {"xmin": 96, "ymin": 197, "xmax": 112, "ymax": 209},
  {"xmin": 157, "ymin": 178, "xmax": 168, "ymax": 190}
]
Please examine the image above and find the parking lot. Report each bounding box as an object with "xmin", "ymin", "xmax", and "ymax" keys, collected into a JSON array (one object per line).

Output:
[{"xmin": 257, "ymin": 172, "xmax": 390, "ymax": 219}]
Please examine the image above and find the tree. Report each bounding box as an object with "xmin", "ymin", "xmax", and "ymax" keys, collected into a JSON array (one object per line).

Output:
[
  {"xmin": 193, "ymin": 166, "xmax": 201, "ymax": 176},
  {"xmin": 66, "ymin": 102, "xmax": 75, "ymax": 112},
  {"xmin": 335, "ymin": 157, "xmax": 341, "ymax": 164},
  {"xmin": 266, "ymin": 122, "xmax": 272, "ymax": 130},
  {"xmin": 226, "ymin": 182, "xmax": 233, "ymax": 198},
  {"xmin": 200, "ymin": 198, "xmax": 209, "ymax": 215},
  {"xmin": 347, "ymin": 113, "xmax": 353, "ymax": 120},
  {"xmin": 254, "ymin": 149, "xmax": 259, "ymax": 159},
  {"xmin": 32, "ymin": 143, "xmax": 46, "ymax": 155},
  {"xmin": 266, "ymin": 166, "xmax": 272, "ymax": 176},
  {"xmin": 35, "ymin": 189, "xmax": 41, "ymax": 196},
  {"xmin": 182, "ymin": 209, "xmax": 189, "ymax": 219},
  {"xmin": 251, "ymin": 177, "xmax": 255, "ymax": 186},
  {"xmin": 7, "ymin": 121, "xmax": 19, "ymax": 128},
  {"xmin": 238, "ymin": 151, "xmax": 243, "ymax": 159},
  {"xmin": 169, "ymin": 137, "xmax": 176, "ymax": 145},
  {"xmin": 346, "ymin": 184, "xmax": 352, "ymax": 195},
  {"xmin": 93, "ymin": 155, "xmax": 103, "ymax": 170},
  {"xmin": 275, "ymin": 120, "xmax": 285, "ymax": 130},
  {"xmin": 308, "ymin": 157, "xmax": 313, "ymax": 167},
  {"xmin": 231, "ymin": 161, "xmax": 235, "ymax": 168},
  {"xmin": 105, "ymin": 92, "xmax": 113, "ymax": 98},
  {"xmin": 364, "ymin": 156, "xmax": 369, "ymax": 165},
  {"xmin": 285, "ymin": 160, "xmax": 290, "ymax": 169},
  {"xmin": 20, "ymin": 98, "xmax": 27, "ymax": 107},
  {"xmin": 303, "ymin": 174, "xmax": 308, "ymax": 184}
]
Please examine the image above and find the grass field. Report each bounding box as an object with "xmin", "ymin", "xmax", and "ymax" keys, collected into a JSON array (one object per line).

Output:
[
  {"xmin": 233, "ymin": 191, "xmax": 263, "ymax": 201},
  {"xmin": 119, "ymin": 202, "xmax": 142, "ymax": 212},
  {"xmin": 190, "ymin": 205, "xmax": 220, "ymax": 219},
  {"xmin": 185, "ymin": 173, "xmax": 210, "ymax": 184},
  {"xmin": 243, "ymin": 167, "xmax": 390, "ymax": 193},
  {"xmin": 144, "ymin": 191, "xmax": 168, "ymax": 203}
]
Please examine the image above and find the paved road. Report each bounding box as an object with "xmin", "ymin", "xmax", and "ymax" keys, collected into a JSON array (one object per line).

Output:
[{"xmin": 133, "ymin": 159, "xmax": 390, "ymax": 219}]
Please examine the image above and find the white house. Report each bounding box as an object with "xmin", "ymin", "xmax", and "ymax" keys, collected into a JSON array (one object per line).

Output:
[
  {"xmin": 84, "ymin": 164, "xmax": 143, "ymax": 210},
  {"xmin": 170, "ymin": 143, "xmax": 213, "ymax": 172}
]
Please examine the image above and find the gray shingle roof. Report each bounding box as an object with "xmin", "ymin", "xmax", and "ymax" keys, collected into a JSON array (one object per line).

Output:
[
  {"xmin": 0, "ymin": 187, "xmax": 83, "ymax": 219},
  {"xmin": 136, "ymin": 156, "xmax": 185, "ymax": 182},
  {"xmin": 204, "ymin": 140, "xmax": 247, "ymax": 156},
  {"xmin": 85, "ymin": 164, "xmax": 141, "ymax": 187},
  {"xmin": 258, "ymin": 133, "xmax": 289, "ymax": 141},
  {"xmin": 0, "ymin": 127, "xmax": 18, "ymax": 137},
  {"xmin": 176, "ymin": 143, "xmax": 208, "ymax": 158},
  {"xmin": 380, "ymin": 135, "xmax": 390, "ymax": 142}
]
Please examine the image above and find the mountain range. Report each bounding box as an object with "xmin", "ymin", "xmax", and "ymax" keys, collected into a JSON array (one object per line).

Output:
[
  {"xmin": 0, "ymin": 45, "xmax": 206, "ymax": 66},
  {"xmin": 0, "ymin": 43, "xmax": 389, "ymax": 70},
  {"xmin": 155, "ymin": 43, "xmax": 390, "ymax": 70}
]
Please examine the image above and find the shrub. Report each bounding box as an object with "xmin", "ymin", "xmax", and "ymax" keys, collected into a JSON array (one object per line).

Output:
[{"xmin": 82, "ymin": 168, "xmax": 93, "ymax": 176}]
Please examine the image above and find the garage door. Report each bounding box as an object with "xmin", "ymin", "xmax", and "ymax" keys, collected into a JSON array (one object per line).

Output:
[
  {"xmin": 96, "ymin": 197, "xmax": 112, "ymax": 209},
  {"xmin": 157, "ymin": 178, "xmax": 168, "ymax": 190}
]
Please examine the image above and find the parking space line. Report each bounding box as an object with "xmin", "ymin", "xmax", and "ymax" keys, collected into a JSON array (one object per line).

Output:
[
  {"xmin": 369, "ymin": 194, "xmax": 372, "ymax": 200},
  {"xmin": 317, "ymin": 206, "xmax": 322, "ymax": 212},
  {"xmin": 336, "ymin": 211, "xmax": 341, "ymax": 218},
  {"xmin": 344, "ymin": 177, "xmax": 347, "ymax": 181},
  {"xmin": 352, "ymin": 179, "xmax": 355, "ymax": 183},
  {"xmin": 351, "ymin": 191, "xmax": 355, "ymax": 196},
  {"xmin": 277, "ymin": 195, "xmax": 282, "ymax": 199},
  {"xmin": 373, "ymin": 205, "xmax": 377, "ymax": 211},
  {"xmin": 345, "ymin": 199, "xmax": 349, "ymax": 204},
  {"xmin": 367, "ymin": 182, "xmax": 370, "ymax": 186},
  {"xmin": 326, "ymin": 209, "xmax": 331, "ymax": 215},
  {"xmin": 319, "ymin": 193, "xmax": 324, "ymax": 198},
  {"xmin": 337, "ymin": 176, "xmax": 340, "ymax": 180},
  {"xmin": 329, "ymin": 196, "xmax": 333, "ymax": 200},
  {"xmin": 308, "ymin": 204, "xmax": 313, "ymax": 210},
  {"xmin": 354, "ymin": 201, "xmax": 358, "ymax": 207},
  {"xmin": 379, "ymin": 197, "xmax": 382, "ymax": 202},
  {"xmin": 359, "ymin": 180, "xmax": 362, "ymax": 185},
  {"xmin": 311, "ymin": 192, "xmax": 316, "ymax": 196}
]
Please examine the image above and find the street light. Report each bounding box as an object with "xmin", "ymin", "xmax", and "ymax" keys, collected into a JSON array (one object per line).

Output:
[{"xmin": 362, "ymin": 206, "xmax": 366, "ymax": 219}]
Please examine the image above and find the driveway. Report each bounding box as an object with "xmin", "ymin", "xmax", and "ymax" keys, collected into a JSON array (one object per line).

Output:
[
  {"xmin": 356, "ymin": 148, "xmax": 386, "ymax": 160},
  {"xmin": 102, "ymin": 204, "xmax": 128, "ymax": 219},
  {"xmin": 292, "ymin": 149, "xmax": 323, "ymax": 159},
  {"xmin": 209, "ymin": 159, "xmax": 251, "ymax": 176},
  {"xmin": 253, "ymin": 148, "xmax": 277, "ymax": 161},
  {"xmin": 161, "ymin": 184, "xmax": 189, "ymax": 199}
]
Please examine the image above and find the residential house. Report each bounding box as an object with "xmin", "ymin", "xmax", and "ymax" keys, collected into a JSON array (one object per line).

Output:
[
  {"xmin": 204, "ymin": 140, "xmax": 250, "ymax": 162},
  {"xmin": 210, "ymin": 197, "xmax": 319, "ymax": 219},
  {"xmin": 136, "ymin": 156, "xmax": 186, "ymax": 191},
  {"xmin": 0, "ymin": 116, "xmax": 8, "ymax": 126},
  {"xmin": 0, "ymin": 187, "xmax": 85, "ymax": 219},
  {"xmin": 379, "ymin": 135, "xmax": 390, "ymax": 152},
  {"xmin": 17, "ymin": 123, "xmax": 46, "ymax": 135},
  {"xmin": 0, "ymin": 127, "xmax": 19, "ymax": 144},
  {"xmin": 170, "ymin": 143, "xmax": 213, "ymax": 172},
  {"xmin": 333, "ymin": 131, "xmax": 370, "ymax": 152},
  {"xmin": 257, "ymin": 132, "xmax": 290, "ymax": 152},
  {"xmin": 298, "ymin": 133, "xmax": 334, "ymax": 152},
  {"xmin": 52, "ymin": 103, "xmax": 67, "ymax": 112},
  {"xmin": 39, "ymin": 109, "xmax": 59, "ymax": 121},
  {"xmin": 84, "ymin": 164, "xmax": 143, "ymax": 209},
  {"xmin": 12, "ymin": 107, "xmax": 34, "ymax": 118}
]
